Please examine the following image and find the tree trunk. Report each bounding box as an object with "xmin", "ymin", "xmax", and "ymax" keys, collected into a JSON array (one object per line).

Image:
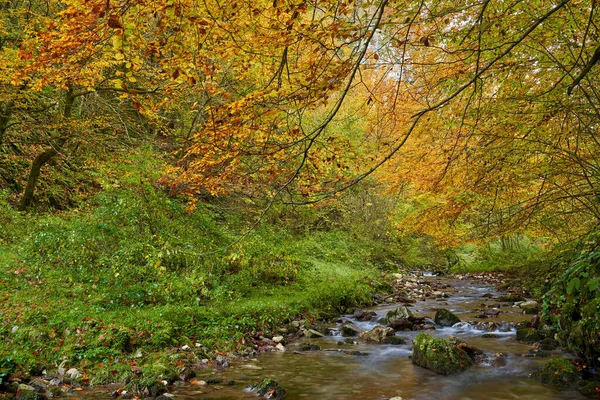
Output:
[
  {"xmin": 17, "ymin": 87, "xmax": 75, "ymax": 211},
  {"xmin": 17, "ymin": 147, "xmax": 58, "ymax": 211}
]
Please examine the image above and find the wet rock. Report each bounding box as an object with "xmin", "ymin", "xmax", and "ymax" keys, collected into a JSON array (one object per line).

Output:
[
  {"xmin": 497, "ymin": 294, "xmax": 526, "ymax": 303},
  {"xmin": 422, "ymin": 323, "xmax": 436, "ymax": 330},
  {"xmin": 447, "ymin": 336, "xmax": 487, "ymax": 362},
  {"xmin": 475, "ymin": 321, "xmax": 499, "ymax": 331},
  {"xmin": 383, "ymin": 336, "xmax": 407, "ymax": 345},
  {"xmin": 530, "ymin": 358, "xmax": 581, "ymax": 387},
  {"xmin": 516, "ymin": 328, "xmax": 543, "ymax": 344},
  {"xmin": 358, "ymin": 326, "xmax": 395, "ymax": 343},
  {"xmin": 481, "ymin": 333, "xmax": 500, "ymax": 338},
  {"xmin": 484, "ymin": 309, "xmax": 501, "ymax": 316},
  {"xmin": 434, "ymin": 309, "xmax": 460, "ymax": 327},
  {"xmin": 523, "ymin": 307, "xmax": 539, "ymax": 315},
  {"xmin": 516, "ymin": 321, "xmax": 532, "ymax": 330},
  {"xmin": 205, "ymin": 378, "xmax": 223, "ymax": 384},
  {"xmin": 276, "ymin": 343, "xmax": 286, "ymax": 352},
  {"xmin": 146, "ymin": 381, "xmax": 168, "ymax": 397},
  {"xmin": 304, "ymin": 329, "xmax": 325, "ymax": 338},
  {"xmin": 340, "ymin": 323, "xmax": 362, "ymax": 337},
  {"xmin": 519, "ymin": 301, "xmax": 539, "ymax": 309},
  {"xmin": 261, "ymin": 337, "xmax": 274, "ymax": 345},
  {"xmin": 251, "ymin": 378, "xmax": 286, "ymax": 399},
  {"xmin": 298, "ymin": 343, "xmax": 321, "ymax": 351},
  {"xmin": 386, "ymin": 307, "xmax": 419, "ymax": 330},
  {"xmin": 411, "ymin": 333, "xmax": 474, "ymax": 375},
  {"xmin": 481, "ymin": 293, "xmax": 494, "ymax": 298},
  {"xmin": 491, "ymin": 355, "xmax": 507, "ymax": 367},
  {"xmin": 524, "ymin": 346, "xmax": 551, "ymax": 358},
  {"xmin": 344, "ymin": 350, "xmax": 369, "ymax": 356},
  {"xmin": 29, "ymin": 378, "xmax": 48, "ymax": 392},
  {"xmin": 179, "ymin": 367, "xmax": 196, "ymax": 381},
  {"xmin": 353, "ymin": 309, "xmax": 376, "ymax": 321},
  {"xmin": 17, "ymin": 384, "xmax": 36, "ymax": 392},
  {"xmin": 531, "ymin": 315, "xmax": 541, "ymax": 329}
]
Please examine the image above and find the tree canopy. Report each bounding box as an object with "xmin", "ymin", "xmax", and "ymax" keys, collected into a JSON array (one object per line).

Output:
[{"xmin": 1, "ymin": 0, "xmax": 599, "ymax": 243}]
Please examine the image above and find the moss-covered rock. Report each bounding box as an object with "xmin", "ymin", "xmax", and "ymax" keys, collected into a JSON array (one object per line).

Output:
[
  {"xmin": 516, "ymin": 328, "xmax": 543, "ymax": 344},
  {"xmin": 577, "ymin": 379, "xmax": 600, "ymax": 395},
  {"xmin": 539, "ymin": 338, "xmax": 559, "ymax": 351},
  {"xmin": 411, "ymin": 333, "xmax": 473, "ymax": 375},
  {"xmin": 497, "ymin": 294, "xmax": 526, "ymax": 303},
  {"xmin": 434, "ymin": 309, "xmax": 461, "ymax": 327},
  {"xmin": 530, "ymin": 358, "xmax": 581, "ymax": 387},
  {"xmin": 251, "ymin": 379, "xmax": 286, "ymax": 399}
]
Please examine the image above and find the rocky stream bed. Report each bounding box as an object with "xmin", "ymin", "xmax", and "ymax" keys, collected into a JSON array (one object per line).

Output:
[{"xmin": 7, "ymin": 273, "xmax": 599, "ymax": 400}]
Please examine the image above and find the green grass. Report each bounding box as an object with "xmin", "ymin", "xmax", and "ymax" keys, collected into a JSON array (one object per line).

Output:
[
  {"xmin": 0, "ymin": 182, "xmax": 385, "ymax": 385},
  {"xmin": 450, "ymin": 237, "xmax": 545, "ymax": 273}
]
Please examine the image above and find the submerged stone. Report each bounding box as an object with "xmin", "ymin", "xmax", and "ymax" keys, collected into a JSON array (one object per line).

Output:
[
  {"xmin": 411, "ymin": 333, "xmax": 474, "ymax": 375},
  {"xmin": 298, "ymin": 343, "xmax": 321, "ymax": 351},
  {"xmin": 383, "ymin": 336, "xmax": 407, "ymax": 345}
]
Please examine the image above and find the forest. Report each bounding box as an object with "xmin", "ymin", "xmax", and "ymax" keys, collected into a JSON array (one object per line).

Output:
[{"xmin": 1, "ymin": 0, "xmax": 600, "ymax": 398}]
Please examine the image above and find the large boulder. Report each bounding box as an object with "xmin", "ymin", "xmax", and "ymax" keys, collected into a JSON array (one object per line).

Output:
[
  {"xmin": 411, "ymin": 333, "xmax": 474, "ymax": 375},
  {"xmin": 530, "ymin": 358, "xmax": 581, "ymax": 387},
  {"xmin": 434, "ymin": 309, "xmax": 460, "ymax": 327},
  {"xmin": 358, "ymin": 326, "xmax": 395, "ymax": 343}
]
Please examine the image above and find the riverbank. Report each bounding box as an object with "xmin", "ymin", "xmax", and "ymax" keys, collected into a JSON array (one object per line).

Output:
[
  {"xmin": 0, "ymin": 184, "xmax": 401, "ymax": 397},
  {"xmin": 3, "ymin": 268, "xmax": 598, "ymax": 400}
]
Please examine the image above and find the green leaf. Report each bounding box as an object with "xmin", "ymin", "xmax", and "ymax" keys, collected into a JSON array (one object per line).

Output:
[
  {"xmin": 567, "ymin": 277, "xmax": 581, "ymax": 294},
  {"xmin": 586, "ymin": 277, "xmax": 599, "ymax": 292}
]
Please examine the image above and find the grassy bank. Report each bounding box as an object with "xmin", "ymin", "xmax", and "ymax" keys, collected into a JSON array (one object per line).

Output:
[{"xmin": 0, "ymin": 177, "xmax": 394, "ymax": 387}]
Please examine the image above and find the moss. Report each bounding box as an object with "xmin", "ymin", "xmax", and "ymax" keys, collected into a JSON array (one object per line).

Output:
[
  {"xmin": 577, "ymin": 379, "xmax": 600, "ymax": 395},
  {"xmin": 530, "ymin": 358, "xmax": 581, "ymax": 387},
  {"xmin": 516, "ymin": 328, "xmax": 543, "ymax": 344},
  {"xmin": 411, "ymin": 333, "xmax": 473, "ymax": 375},
  {"xmin": 251, "ymin": 378, "xmax": 286, "ymax": 399},
  {"xmin": 497, "ymin": 294, "xmax": 526, "ymax": 303}
]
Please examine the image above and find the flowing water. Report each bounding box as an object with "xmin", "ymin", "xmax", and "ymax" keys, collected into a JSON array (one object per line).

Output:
[{"xmin": 89, "ymin": 275, "xmax": 588, "ymax": 399}]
